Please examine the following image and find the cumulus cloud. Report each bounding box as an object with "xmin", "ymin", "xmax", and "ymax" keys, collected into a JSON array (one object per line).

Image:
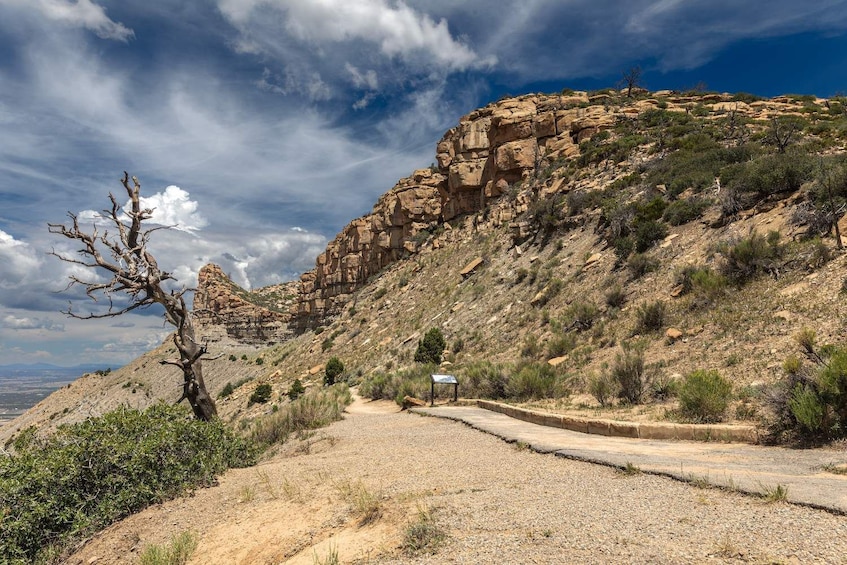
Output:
[
  {"xmin": 8, "ymin": 0, "xmax": 134, "ymax": 41},
  {"xmin": 137, "ymin": 186, "xmax": 208, "ymax": 233},
  {"xmin": 0, "ymin": 230, "xmax": 40, "ymax": 288}
]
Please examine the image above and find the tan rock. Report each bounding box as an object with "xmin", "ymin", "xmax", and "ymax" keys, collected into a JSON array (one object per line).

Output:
[
  {"xmin": 460, "ymin": 257, "xmax": 484, "ymax": 278},
  {"xmin": 583, "ymin": 253, "xmax": 603, "ymax": 269},
  {"xmin": 494, "ymin": 138, "xmax": 537, "ymax": 172},
  {"xmin": 666, "ymin": 328, "xmax": 684, "ymax": 342},
  {"xmin": 548, "ymin": 356, "xmax": 568, "ymax": 367}
]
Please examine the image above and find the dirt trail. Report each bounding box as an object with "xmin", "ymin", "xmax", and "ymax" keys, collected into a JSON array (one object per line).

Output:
[{"xmin": 68, "ymin": 398, "xmax": 847, "ymax": 564}]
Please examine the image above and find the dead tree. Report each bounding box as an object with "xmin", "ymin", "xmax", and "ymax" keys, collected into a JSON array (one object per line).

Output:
[
  {"xmin": 48, "ymin": 172, "xmax": 218, "ymax": 420},
  {"xmin": 620, "ymin": 66, "xmax": 643, "ymax": 98}
]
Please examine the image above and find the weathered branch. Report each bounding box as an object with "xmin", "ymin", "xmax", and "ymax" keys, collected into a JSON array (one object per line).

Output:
[{"xmin": 49, "ymin": 172, "xmax": 218, "ymax": 420}]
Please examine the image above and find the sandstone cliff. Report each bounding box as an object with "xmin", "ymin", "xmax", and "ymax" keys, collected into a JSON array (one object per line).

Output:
[
  {"xmin": 291, "ymin": 89, "xmax": 813, "ymax": 327},
  {"xmin": 193, "ymin": 263, "xmax": 297, "ymax": 344}
]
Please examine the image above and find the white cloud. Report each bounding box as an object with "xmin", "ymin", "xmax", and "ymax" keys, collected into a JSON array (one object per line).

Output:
[
  {"xmin": 346, "ymin": 63, "xmax": 379, "ymax": 90},
  {"xmin": 1, "ymin": 314, "xmax": 64, "ymax": 331},
  {"xmin": 217, "ymin": 0, "xmax": 494, "ymax": 72},
  {"xmin": 9, "ymin": 0, "xmax": 134, "ymax": 41},
  {"xmin": 138, "ymin": 185, "xmax": 208, "ymax": 233},
  {"xmin": 0, "ymin": 230, "xmax": 40, "ymax": 288}
]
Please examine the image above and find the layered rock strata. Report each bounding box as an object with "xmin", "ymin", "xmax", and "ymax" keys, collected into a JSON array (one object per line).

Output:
[{"xmin": 193, "ymin": 264, "xmax": 296, "ymax": 344}]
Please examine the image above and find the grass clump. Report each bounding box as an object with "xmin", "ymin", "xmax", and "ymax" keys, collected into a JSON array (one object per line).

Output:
[
  {"xmin": 678, "ymin": 370, "xmax": 733, "ymax": 423},
  {"xmin": 139, "ymin": 531, "xmax": 199, "ymax": 565},
  {"xmin": 251, "ymin": 384, "xmax": 352, "ymax": 447},
  {"xmin": 335, "ymin": 479, "xmax": 381, "ymax": 526},
  {"xmin": 403, "ymin": 504, "xmax": 447, "ymax": 556},
  {"xmin": 0, "ymin": 404, "xmax": 255, "ymax": 563}
]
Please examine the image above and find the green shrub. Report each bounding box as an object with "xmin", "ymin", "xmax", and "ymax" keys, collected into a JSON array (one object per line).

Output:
[
  {"xmin": 678, "ymin": 370, "xmax": 733, "ymax": 423},
  {"xmin": 563, "ymin": 300, "xmax": 599, "ymax": 331},
  {"xmin": 633, "ymin": 300, "xmax": 666, "ymax": 334},
  {"xmin": 723, "ymin": 152, "xmax": 813, "ymax": 197},
  {"xmin": 325, "ymin": 357, "xmax": 344, "ymax": 386},
  {"xmin": 675, "ymin": 266, "xmax": 727, "ymax": 308},
  {"xmin": 605, "ymin": 284, "xmax": 627, "ymax": 308},
  {"xmin": 610, "ymin": 341, "xmax": 651, "ymax": 404},
  {"xmin": 359, "ymin": 365, "xmax": 434, "ymax": 404},
  {"xmin": 663, "ymin": 197, "xmax": 711, "ymax": 226},
  {"xmin": 547, "ymin": 332, "xmax": 577, "ymax": 358},
  {"xmin": 219, "ymin": 382, "xmax": 236, "ymax": 399},
  {"xmin": 460, "ymin": 361, "xmax": 510, "ymax": 399},
  {"xmin": 0, "ymin": 405, "xmax": 255, "ymax": 563},
  {"xmin": 249, "ymin": 383, "xmax": 273, "ymax": 405},
  {"xmin": 288, "ymin": 378, "xmax": 305, "ymax": 401},
  {"xmin": 589, "ymin": 372, "xmax": 617, "ymax": 407},
  {"xmin": 627, "ymin": 252, "xmax": 659, "ymax": 279},
  {"xmin": 415, "ymin": 328, "xmax": 446, "ymax": 364},
  {"xmin": 789, "ymin": 384, "xmax": 826, "ymax": 432},
  {"xmin": 507, "ymin": 361, "xmax": 560, "ymax": 400},
  {"xmin": 719, "ymin": 230, "xmax": 783, "ymax": 284}
]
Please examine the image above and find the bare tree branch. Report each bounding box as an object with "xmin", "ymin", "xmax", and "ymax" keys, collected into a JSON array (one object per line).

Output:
[{"xmin": 49, "ymin": 172, "xmax": 218, "ymax": 420}]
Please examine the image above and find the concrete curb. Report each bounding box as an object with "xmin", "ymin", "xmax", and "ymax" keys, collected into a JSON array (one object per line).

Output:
[{"xmin": 474, "ymin": 399, "xmax": 760, "ymax": 444}]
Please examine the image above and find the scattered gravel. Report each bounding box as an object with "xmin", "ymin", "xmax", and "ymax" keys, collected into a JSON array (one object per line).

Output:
[{"xmin": 328, "ymin": 408, "xmax": 847, "ymax": 564}]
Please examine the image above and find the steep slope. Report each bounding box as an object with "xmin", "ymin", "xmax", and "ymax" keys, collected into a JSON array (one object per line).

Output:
[{"xmin": 6, "ymin": 88, "xmax": 847, "ymax": 444}]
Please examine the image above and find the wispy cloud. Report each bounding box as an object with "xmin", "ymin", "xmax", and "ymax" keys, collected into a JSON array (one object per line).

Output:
[{"xmin": 4, "ymin": 0, "xmax": 134, "ymax": 41}]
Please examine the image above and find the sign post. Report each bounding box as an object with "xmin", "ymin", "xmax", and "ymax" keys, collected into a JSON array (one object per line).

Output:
[{"xmin": 430, "ymin": 374, "xmax": 458, "ymax": 406}]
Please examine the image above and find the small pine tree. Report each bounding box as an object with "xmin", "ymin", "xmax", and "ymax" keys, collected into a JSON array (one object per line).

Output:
[
  {"xmin": 415, "ymin": 328, "xmax": 446, "ymax": 364},
  {"xmin": 325, "ymin": 357, "xmax": 344, "ymax": 386},
  {"xmin": 288, "ymin": 378, "xmax": 305, "ymax": 400}
]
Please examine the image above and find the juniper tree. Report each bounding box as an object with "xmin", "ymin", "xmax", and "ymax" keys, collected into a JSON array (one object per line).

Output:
[{"xmin": 48, "ymin": 172, "xmax": 218, "ymax": 420}]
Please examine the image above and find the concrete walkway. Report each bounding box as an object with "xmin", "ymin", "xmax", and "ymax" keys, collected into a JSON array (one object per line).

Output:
[{"xmin": 414, "ymin": 405, "xmax": 847, "ymax": 514}]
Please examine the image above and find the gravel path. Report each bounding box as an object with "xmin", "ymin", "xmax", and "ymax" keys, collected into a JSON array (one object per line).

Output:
[
  {"xmin": 336, "ymin": 403, "xmax": 847, "ymax": 564},
  {"xmin": 69, "ymin": 398, "xmax": 847, "ymax": 564}
]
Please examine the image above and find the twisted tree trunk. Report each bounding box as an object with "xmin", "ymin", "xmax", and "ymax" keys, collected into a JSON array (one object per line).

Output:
[{"xmin": 49, "ymin": 172, "xmax": 218, "ymax": 420}]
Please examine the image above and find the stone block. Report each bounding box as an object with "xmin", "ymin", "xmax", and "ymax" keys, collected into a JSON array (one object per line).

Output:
[
  {"xmin": 638, "ymin": 423, "xmax": 676, "ymax": 440},
  {"xmin": 609, "ymin": 421, "xmax": 639, "ymax": 439},
  {"xmin": 586, "ymin": 419, "xmax": 611, "ymax": 436}
]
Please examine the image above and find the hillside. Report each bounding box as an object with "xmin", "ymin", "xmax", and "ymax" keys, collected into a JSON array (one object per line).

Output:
[{"xmin": 4, "ymin": 88, "xmax": 847, "ymax": 445}]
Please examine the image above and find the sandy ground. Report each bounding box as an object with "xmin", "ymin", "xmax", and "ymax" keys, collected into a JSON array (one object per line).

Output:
[{"xmin": 68, "ymin": 396, "xmax": 847, "ymax": 564}]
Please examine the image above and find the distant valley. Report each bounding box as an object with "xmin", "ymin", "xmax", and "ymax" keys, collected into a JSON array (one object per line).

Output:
[{"xmin": 0, "ymin": 364, "xmax": 111, "ymax": 425}]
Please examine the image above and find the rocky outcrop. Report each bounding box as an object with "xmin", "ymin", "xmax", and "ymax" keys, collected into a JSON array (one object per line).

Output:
[
  {"xmin": 294, "ymin": 92, "xmax": 624, "ymax": 326},
  {"xmin": 291, "ymin": 90, "xmax": 829, "ymax": 328},
  {"xmin": 193, "ymin": 264, "xmax": 296, "ymax": 344}
]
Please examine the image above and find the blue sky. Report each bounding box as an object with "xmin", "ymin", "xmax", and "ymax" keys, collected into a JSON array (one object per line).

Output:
[{"xmin": 1, "ymin": 0, "xmax": 847, "ymax": 367}]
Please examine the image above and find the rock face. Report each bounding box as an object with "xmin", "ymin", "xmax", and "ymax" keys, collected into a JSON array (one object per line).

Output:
[
  {"xmin": 286, "ymin": 90, "xmax": 822, "ymax": 329},
  {"xmin": 294, "ymin": 92, "xmax": 619, "ymax": 326},
  {"xmin": 193, "ymin": 264, "xmax": 296, "ymax": 344}
]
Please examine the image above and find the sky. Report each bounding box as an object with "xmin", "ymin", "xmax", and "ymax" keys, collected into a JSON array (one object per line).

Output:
[{"xmin": 2, "ymin": 0, "xmax": 847, "ymax": 367}]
